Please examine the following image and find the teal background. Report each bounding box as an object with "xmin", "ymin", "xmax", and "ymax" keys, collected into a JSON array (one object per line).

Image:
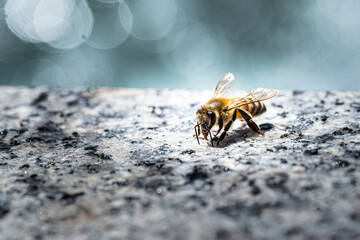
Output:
[{"xmin": 0, "ymin": 0, "xmax": 360, "ymax": 90}]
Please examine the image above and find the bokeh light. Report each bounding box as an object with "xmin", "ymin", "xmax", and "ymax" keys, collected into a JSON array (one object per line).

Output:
[
  {"xmin": 0, "ymin": 0, "xmax": 360, "ymax": 90},
  {"xmin": 124, "ymin": 0, "xmax": 178, "ymax": 41},
  {"xmin": 86, "ymin": 1, "xmax": 132, "ymax": 49},
  {"xmin": 134, "ymin": 5, "xmax": 187, "ymax": 53},
  {"xmin": 0, "ymin": 12, "xmax": 33, "ymax": 64},
  {"xmin": 5, "ymin": 0, "xmax": 93, "ymax": 50},
  {"xmin": 163, "ymin": 24, "xmax": 218, "ymax": 76}
]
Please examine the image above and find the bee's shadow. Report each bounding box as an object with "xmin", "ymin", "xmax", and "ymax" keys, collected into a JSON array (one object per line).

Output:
[
  {"xmin": 213, "ymin": 123, "xmax": 274, "ymax": 147},
  {"xmin": 216, "ymin": 128, "xmax": 258, "ymax": 147}
]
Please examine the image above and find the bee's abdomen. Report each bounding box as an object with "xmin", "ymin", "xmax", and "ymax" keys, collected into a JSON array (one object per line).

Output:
[{"xmin": 243, "ymin": 100, "xmax": 267, "ymax": 116}]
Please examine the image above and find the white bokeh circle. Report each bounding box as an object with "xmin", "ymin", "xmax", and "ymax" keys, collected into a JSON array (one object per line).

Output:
[{"xmin": 5, "ymin": 0, "xmax": 93, "ymax": 50}]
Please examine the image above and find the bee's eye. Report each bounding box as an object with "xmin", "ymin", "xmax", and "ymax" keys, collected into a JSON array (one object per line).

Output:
[{"xmin": 208, "ymin": 111, "xmax": 216, "ymax": 127}]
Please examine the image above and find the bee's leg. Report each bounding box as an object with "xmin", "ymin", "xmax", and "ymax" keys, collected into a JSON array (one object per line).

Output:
[
  {"xmin": 214, "ymin": 117, "xmax": 223, "ymax": 137},
  {"xmin": 202, "ymin": 130, "xmax": 209, "ymax": 141},
  {"xmin": 216, "ymin": 108, "xmax": 238, "ymax": 146},
  {"xmin": 212, "ymin": 122, "xmax": 222, "ymax": 145},
  {"xmin": 237, "ymin": 108, "xmax": 264, "ymax": 136},
  {"xmin": 216, "ymin": 120, "xmax": 234, "ymax": 146}
]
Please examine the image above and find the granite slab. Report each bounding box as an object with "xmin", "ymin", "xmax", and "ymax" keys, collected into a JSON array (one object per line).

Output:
[{"xmin": 0, "ymin": 87, "xmax": 359, "ymax": 240}]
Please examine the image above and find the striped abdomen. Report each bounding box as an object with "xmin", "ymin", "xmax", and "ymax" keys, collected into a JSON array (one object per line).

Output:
[{"xmin": 240, "ymin": 99, "xmax": 267, "ymax": 116}]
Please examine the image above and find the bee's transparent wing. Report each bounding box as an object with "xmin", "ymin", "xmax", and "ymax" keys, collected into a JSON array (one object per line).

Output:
[
  {"xmin": 213, "ymin": 73, "xmax": 235, "ymax": 98},
  {"xmin": 229, "ymin": 88, "xmax": 279, "ymax": 110},
  {"xmin": 244, "ymin": 88, "xmax": 279, "ymax": 101}
]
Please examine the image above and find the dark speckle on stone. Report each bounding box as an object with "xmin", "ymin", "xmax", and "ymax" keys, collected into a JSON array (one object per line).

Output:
[
  {"xmin": 181, "ymin": 149, "xmax": 195, "ymax": 155},
  {"xmin": 280, "ymin": 133, "xmax": 289, "ymax": 138},
  {"xmin": 31, "ymin": 92, "xmax": 48, "ymax": 106},
  {"xmin": 19, "ymin": 164, "xmax": 30, "ymax": 169},
  {"xmin": 251, "ymin": 185, "xmax": 261, "ymax": 195},
  {"xmin": 304, "ymin": 148, "xmax": 319, "ymax": 156},
  {"xmin": 186, "ymin": 166, "xmax": 208, "ymax": 183},
  {"xmin": 86, "ymin": 150, "xmax": 112, "ymax": 161},
  {"xmin": 0, "ymin": 142, "xmax": 11, "ymax": 151},
  {"xmin": 274, "ymin": 145, "xmax": 287, "ymax": 151},
  {"xmin": 279, "ymin": 112, "xmax": 288, "ymax": 118},
  {"xmin": 349, "ymin": 213, "xmax": 360, "ymax": 222},
  {"xmin": 334, "ymin": 160, "xmax": 349, "ymax": 168},
  {"xmin": 113, "ymin": 180, "xmax": 128, "ymax": 187},
  {"xmin": 350, "ymin": 102, "xmax": 360, "ymax": 112},
  {"xmin": 135, "ymin": 160, "xmax": 155, "ymax": 167},
  {"xmin": 26, "ymin": 137, "xmax": 43, "ymax": 142},
  {"xmin": 72, "ymin": 132, "xmax": 80, "ymax": 137},
  {"xmin": 271, "ymin": 103, "xmax": 283, "ymax": 108},
  {"xmin": 213, "ymin": 165, "xmax": 230, "ymax": 173},
  {"xmin": 108, "ymin": 207, "xmax": 121, "ymax": 216},
  {"xmin": 60, "ymin": 192, "xmax": 85, "ymax": 204},
  {"xmin": 37, "ymin": 121, "xmax": 60, "ymax": 132},
  {"xmin": 84, "ymin": 145, "xmax": 112, "ymax": 161},
  {"xmin": 345, "ymin": 150, "xmax": 360, "ymax": 159},
  {"xmin": 333, "ymin": 127, "xmax": 353, "ymax": 136},
  {"xmin": 248, "ymin": 179, "xmax": 255, "ymax": 186},
  {"xmin": 286, "ymin": 227, "xmax": 302, "ymax": 237},
  {"xmin": 325, "ymin": 91, "xmax": 335, "ymax": 97},
  {"xmin": 260, "ymin": 123, "xmax": 274, "ymax": 131},
  {"xmin": 216, "ymin": 229, "xmax": 231, "ymax": 239},
  {"xmin": 265, "ymin": 173, "xmax": 288, "ymax": 189},
  {"xmin": 0, "ymin": 130, "xmax": 8, "ymax": 140},
  {"xmin": 216, "ymin": 201, "xmax": 281, "ymax": 219},
  {"xmin": 315, "ymin": 133, "xmax": 334, "ymax": 144},
  {"xmin": 301, "ymin": 184, "xmax": 319, "ymax": 192},
  {"xmin": 320, "ymin": 115, "xmax": 328, "ymax": 122},
  {"xmin": 0, "ymin": 204, "xmax": 10, "ymax": 219},
  {"xmin": 293, "ymin": 90, "xmax": 304, "ymax": 96},
  {"xmin": 84, "ymin": 145, "xmax": 98, "ymax": 151},
  {"xmin": 84, "ymin": 164, "xmax": 101, "ymax": 174},
  {"xmin": 66, "ymin": 99, "xmax": 79, "ymax": 107},
  {"xmin": 335, "ymin": 99, "xmax": 344, "ymax": 105},
  {"xmin": 62, "ymin": 136, "xmax": 78, "ymax": 148}
]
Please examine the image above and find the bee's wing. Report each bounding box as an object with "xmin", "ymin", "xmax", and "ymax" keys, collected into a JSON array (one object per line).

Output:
[
  {"xmin": 213, "ymin": 73, "xmax": 235, "ymax": 98},
  {"xmin": 228, "ymin": 88, "xmax": 279, "ymax": 110}
]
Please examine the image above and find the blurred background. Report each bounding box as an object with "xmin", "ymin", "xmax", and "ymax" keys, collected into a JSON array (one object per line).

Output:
[{"xmin": 0, "ymin": 0, "xmax": 360, "ymax": 90}]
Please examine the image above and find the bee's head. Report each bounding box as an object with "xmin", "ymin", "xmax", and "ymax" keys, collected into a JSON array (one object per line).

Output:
[
  {"xmin": 196, "ymin": 107, "xmax": 215, "ymax": 131},
  {"xmin": 195, "ymin": 107, "xmax": 216, "ymax": 145}
]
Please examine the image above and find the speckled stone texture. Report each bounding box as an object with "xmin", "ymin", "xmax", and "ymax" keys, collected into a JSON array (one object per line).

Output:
[{"xmin": 0, "ymin": 87, "xmax": 359, "ymax": 240}]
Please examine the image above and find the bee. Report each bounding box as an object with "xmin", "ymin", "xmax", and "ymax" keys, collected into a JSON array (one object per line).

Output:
[{"xmin": 194, "ymin": 73, "xmax": 279, "ymax": 146}]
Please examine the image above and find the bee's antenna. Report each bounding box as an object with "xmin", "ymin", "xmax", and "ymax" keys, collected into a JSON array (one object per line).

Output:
[{"xmin": 194, "ymin": 124, "xmax": 200, "ymax": 145}]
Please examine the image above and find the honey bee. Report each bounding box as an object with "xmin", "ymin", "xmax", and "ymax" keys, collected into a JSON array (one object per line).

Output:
[{"xmin": 195, "ymin": 73, "xmax": 279, "ymax": 146}]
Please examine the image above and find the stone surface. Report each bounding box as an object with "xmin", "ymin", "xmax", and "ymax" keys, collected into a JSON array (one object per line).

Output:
[{"xmin": 0, "ymin": 87, "xmax": 359, "ymax": 240}]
